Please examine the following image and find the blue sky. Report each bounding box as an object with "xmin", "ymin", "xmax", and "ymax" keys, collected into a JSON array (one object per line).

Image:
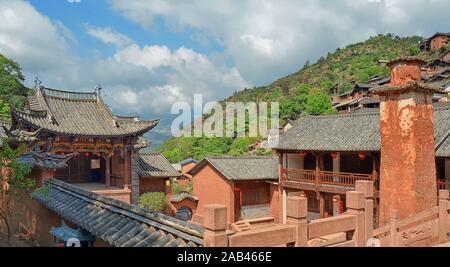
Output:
[
  {"xmin": 1, "ymin": 0, "xmax": 449, "ymax": 147},
  {"xmin": 28, "ymin": 0, "xmax": 225, "ymax": 61}
]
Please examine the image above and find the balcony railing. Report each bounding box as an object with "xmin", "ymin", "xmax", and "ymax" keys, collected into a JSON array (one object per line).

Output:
[
  {"xmin": 282, "ymin": 168, "xmax": 375, "ymax": 189},
  {"xmin": 439, "ymin": 180, "xmax": 450, "ymax": 190}
]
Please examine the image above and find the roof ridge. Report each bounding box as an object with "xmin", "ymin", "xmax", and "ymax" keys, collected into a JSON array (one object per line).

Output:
[
  {"xmin": 206, "ymin": 155, "xmax": 275, "ymax": 159},
  {"xmin": 42, "ymin": 86, "xmax": 97, "ymax": 96},
  {"xmin": 303, "ymin": 111, "xmax": 380, "ymax": 119}
]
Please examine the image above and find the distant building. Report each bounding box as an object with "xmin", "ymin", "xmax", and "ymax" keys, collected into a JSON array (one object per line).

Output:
[{"xmin": 420, "ymin": 32, "xmax": 450, "ymax": 51}]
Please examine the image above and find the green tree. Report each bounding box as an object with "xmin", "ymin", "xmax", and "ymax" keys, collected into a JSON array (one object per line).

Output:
[
  {"xmin": 0, "ymin": 53, "xmax": 31, "ymax": 116},
  {"xmin": 305, "ymin": 88, "xmax": 336, "ymax": 115},
  {"xmin": 0, "ymin": 139, "xmax": 34, "ymax": 241}
]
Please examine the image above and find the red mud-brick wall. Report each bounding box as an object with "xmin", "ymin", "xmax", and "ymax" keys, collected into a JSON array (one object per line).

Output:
[
  {"xmin": 443, "ymin": 51, "xmax": 450, "ymax": 61},
  {"xmin": 181, "ymin": 162, "xmax": 197, "ymax": 174},
  {"xmin": 192, "ymin": 164, "xmax": 234, "ymax": 225},
  {"xmin": 139, "ymin": 177, "xmax": 166, "ymax": 195},
  {"xmin": 269, "ymin": 183, "xmax": 280, "ymax": 222},
  {"xmin": 431, "ymin": 36, "xmax": 448, "ymax": 51},
  {"xmin": 389, "ymin": 61, "xmax": 422, "ymax": 86}
]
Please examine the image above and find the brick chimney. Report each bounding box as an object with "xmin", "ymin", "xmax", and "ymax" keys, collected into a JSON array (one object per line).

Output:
[{"xmin": 372, "ymin": 57, "xmax": 440, "ymax": 226}]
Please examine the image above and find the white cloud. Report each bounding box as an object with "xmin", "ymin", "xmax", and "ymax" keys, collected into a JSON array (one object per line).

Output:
[
  {"xmin": 0, "ymin": 0, "xmax": 80, "ymax": 84},
  {"xmin": 85, "ymin": 25, "xmax": 134, "ymax": 47},
  {"xmin": 67, "ymin": 0, "xmax": 81, "ymax": 3},
  {"xmin": 109, "ymin": 0, "xmax": 450, "ymax": 85},
  {"xmin": 0, "ymin": 0, "xmax": 248, "ymax": 118}
]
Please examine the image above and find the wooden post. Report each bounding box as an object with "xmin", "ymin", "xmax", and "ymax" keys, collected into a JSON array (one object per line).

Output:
[
  {"xmin": 315, "ymin": 153, "xmax": 321, "ymax": 200},
  {"xmin": 346, "ymin": 191, "xmax": 365, "ymax": 247},
  {"xmin": 203, "ymin": 205, "xmax": 228, "ymax": 247},
  {"xmin": 355, "ymin": 180, "xmax": 374, "ymax": 244},
  {"xmin": 286, "ymin": 196, "xmax": 308, "ymax": 247},
  {"xmin": 438, "ymin": 190, "xmax": 449, "ymax": 243},
  {"xmin": 278, "ymin": 152, "xmax": 284, "ymax": 184},
  {"xmin": 124, "ymin": 149, "xmax": 131, "ymax": 189},
  {"xmin": 389, "ymin": 210, "xmax": 400, "ymax": 247},
  {"xmin": 104, "ymin": 154, "xmax": 111, "ymax": 188}
]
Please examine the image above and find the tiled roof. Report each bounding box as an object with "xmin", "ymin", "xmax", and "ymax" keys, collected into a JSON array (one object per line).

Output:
[
  {"xmin": 371, "ymin": 81, "xmax": 444, "ymax": 95},
  {"xmin": 189, "ymin": 156, "xmax": 278, "ymax": 181},
  {"xmin": 179, "ymin": 158, "xmax": 198, "ymax": 166},
  {"xmin": 276, "ymin": 103, "xmax": 450, "ymax": 156},
  {"xmin": 31, "ymin": 179, "xmax": 203, "ymax": 247},
  {"xmin": 17, "ymin": 151, "xmax": 76, "ymax": 169},
  {"xmin": 136, "ymin": 153, "xmax": 181, "ymax": 178},
  {"xmin": 13, "ymin": 87, "xmax": 159, "ymax": 137},
  {"xmin": 171, "ymin": 192, "xmax": 198, "ymax": 203}
]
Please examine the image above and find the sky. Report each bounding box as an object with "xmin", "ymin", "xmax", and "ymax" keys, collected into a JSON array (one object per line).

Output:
[{"xmin": 0, "ymin": 0, "xmax": 449, "ymax": 147}]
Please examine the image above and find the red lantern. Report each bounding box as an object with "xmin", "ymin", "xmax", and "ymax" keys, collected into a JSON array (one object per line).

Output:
[
  {"xmin": 358, "ymin": 152, "xmax": 366, "ymax": 160},
  {"xmin": 85, "ymin": 152, "xmax": 91, "ymax": 157},
  {"xmin": 330, "ymin": 152, "xmax": 338, "ymax": 159},
  {"xmin": 299, "ymin": 151, "xmax": 307, "ymax": 158}
]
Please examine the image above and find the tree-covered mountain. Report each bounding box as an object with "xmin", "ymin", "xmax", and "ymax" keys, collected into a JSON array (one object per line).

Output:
[
  {"xmin": 0, "ymin": 53, "xmax": 32, "ymax": 118},
  {"xmin": 159, "ymin": 34, "xmax": 438, "ymax": 162}
]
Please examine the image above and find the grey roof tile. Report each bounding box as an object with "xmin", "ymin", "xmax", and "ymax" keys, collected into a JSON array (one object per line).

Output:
[
  {"xmin": 31, "ymin": 179, "xmax": 203, "ymax": 247},
  {"xmin": 276, "ymin": 103, "xmax": 450, "ymax": 157},
  {"xmin": 13, "ymin": 87, "xmax": 159, "ymax": 137},
  {"xmin": 189, "ymin": 156, "xmax": 278, "ymax": 181},
  {"xmin": 136, "ymin": 153, "xmax": 181, "ymax": 178}
]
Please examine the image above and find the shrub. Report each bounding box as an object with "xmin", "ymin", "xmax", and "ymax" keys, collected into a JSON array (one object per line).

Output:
[
  {"xmin": 138, "ymin": 192, "xmax": 167, "ymax": 212},
  {"xmin": 409, "ymin": 46, "xmax": 420, "ymax": 56},
  {"xmin": 172, "ymin": 180, "xmax": 193, "ymax": 195}
]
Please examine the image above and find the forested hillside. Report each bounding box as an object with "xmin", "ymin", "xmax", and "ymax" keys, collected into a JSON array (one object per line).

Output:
[{"xmin": 159, "ymin": 34, "xmax": 436, "ymax": 162}]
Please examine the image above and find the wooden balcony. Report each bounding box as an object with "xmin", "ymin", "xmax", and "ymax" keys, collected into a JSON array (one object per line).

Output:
[
  {"xmin": 439, "ymin": 180, "xmax": 450, "ymax": 190},
  {"xmin": 281, "ymin": 168, "xmax": 376, "ymax": 194}
]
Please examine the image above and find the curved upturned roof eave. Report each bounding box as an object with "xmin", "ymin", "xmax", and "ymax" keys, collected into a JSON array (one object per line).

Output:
[{"xmin": 11, "ymin": 108, "xmax": 160, "ymax": 138}]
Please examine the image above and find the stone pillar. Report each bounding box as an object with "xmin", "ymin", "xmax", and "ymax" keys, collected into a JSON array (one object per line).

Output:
[
  {"xmin": 438, "ymin": 190, "xmax": 449, "ymax": 243},
  {"xmin": 389, "ymin": 210, "xmax": 400, "ymax": 247},
  {"xmin": 373, "ymin": 58, "xmax": 438, "ymax": 225},
  {"xmin": 345, "ymin": 191, "xmax": 365, "ymax": 247},
  {"xmin": 286, "ymin": 196, "xmax": 308, "ymax": 247},
  {"xmin": 332, "ymin": 195, "xmax": 341, "ymax": 216},
  {"xmin": 355, "ymin": 180, "xmax": 374, "ymax": 243},
  {"xmin": 203, "ymin": 205, "xmax": 228, "ymax": 247}
]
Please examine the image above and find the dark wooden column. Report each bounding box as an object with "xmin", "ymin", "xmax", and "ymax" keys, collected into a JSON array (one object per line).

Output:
[
  {"xmin": 124, "ymin": 150, "xmax": 131, "ymax": 190},
  {"xmin": 104, "ymin": 153, "xmax": 111, "ymax": 188}
]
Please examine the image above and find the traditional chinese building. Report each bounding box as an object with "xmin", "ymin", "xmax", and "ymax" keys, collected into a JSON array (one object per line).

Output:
[
  {"xmin": 275, "ymin": 59, "xmax": 450, "ymax": 223},
  {"xmin": 133, "ymin": 152, "xmax": 180, "ymax": 204},
  {"xmin": 188, "ymin": 156, "xmax": 279, "ymax": 225},
  {"xmin": 10, "ymin": 86, "xmax": 159, "ymax": 203}
]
